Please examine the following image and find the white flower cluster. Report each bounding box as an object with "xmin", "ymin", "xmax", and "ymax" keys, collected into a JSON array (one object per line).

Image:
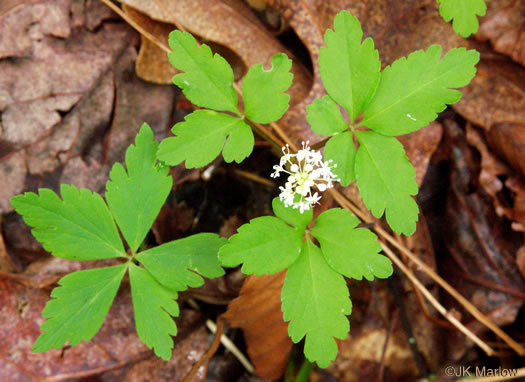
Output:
[{"xmin": 271, "ymin": 141, "xmax": 340, "ymax": 213}]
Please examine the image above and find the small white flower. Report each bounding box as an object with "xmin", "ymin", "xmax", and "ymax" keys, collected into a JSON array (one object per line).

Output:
[{"xmin": 271, "ymin": 141, "xmax": 340, "ymax": 213}]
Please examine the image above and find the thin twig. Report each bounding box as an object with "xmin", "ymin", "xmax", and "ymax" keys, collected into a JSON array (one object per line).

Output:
[
  {"xmin": 205, "ymin": 319, "xmax": 254, "ymax": 373},
  {"xmin": 330, "ymin": 189, "xmax": 525, "ymax": 356},
  {"xmin": 185, "ymin": 299, "xmax": 254, "ymax": 373},
  {"xmin": 378, "ymin": 310, "xmax": 399, "ymax": 381},
  {"xmin": 100, "ymin": 0, "xmax": 170, "ymax": 53},
  {"xmin": 389, "ymin": 272, "xmax": 428, "ymax": 376},
  {"xmin": 234, "ymin": 169, "xmax": 275, "ymax": 187},
  {"xmin": 381, "ymin": 243, "xmax": 495, "ymax": 356},
  {"xmin": 183, "ymin": 317, "xmax": 225, "ymax": 382}
]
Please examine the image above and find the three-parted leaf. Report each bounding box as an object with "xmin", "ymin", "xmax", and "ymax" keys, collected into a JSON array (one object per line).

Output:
[
  {"xmin": 311, "ymin": 209, "xmax": 392, "ymax": 280},
  {"xmin": 319, "ymin": 10, "xmax": 380, "ymax": 122},
  {"xmin": 10, "ymin": 185, "xmax": 125, "ymax": 260},
  {"xmin": 272, "ymin": 197, "xmax": 312, "ymax": 230},
  {"xmin": 137, "ymin": 233, "xmax": 226, "ymax": 291},
  {"xmin": 242, "ymin": 53, "xmax": 293, "ymax": 123},
  {"xmin": 33, "ymin": 265, "xmax": 127, "ymax": 352},
  {"xmin": 106, "ymin": 124, "xmax": 172, "ymax": 253},
  {"xmin": 355, "ymin": 131, "xmax": 419, "ymax": 235},
  {"xmin": 168, "ymin": 30, "xmax": 239, "ymax": 114},
  {"xmin": 282, "ymin": 239, "xmax": 351, "ymax": 368},
  {"xmin": 438, "ymin": 0, "xmax": 487, "ymax": 38},
  {"xmin": 361, "ymin": 45, "xmax": 479, "ymax": 136},
  {"xmin": 323, "ymin": 131, "xmax": 356, "ymax": 186},
  {"xmin": 129, "ymin": 264, "xmax": 179, "ymax": 361},
  {"xmin": 157, "ymin": 110, "xmax": 253, "ymax": 168},
  {"xmin": 306, "ymin": 95, "xmax": 348, "ymax": 137},
  {"xmin": 218, "ymin": 216, "xmax": 303, "ymax": 275}
]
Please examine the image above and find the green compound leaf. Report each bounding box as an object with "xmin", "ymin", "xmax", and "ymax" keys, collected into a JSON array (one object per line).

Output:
[
  {"xmin": 272, "ymin": 197, "xmax": 313, "ymax": 230},
  {"xmin": 33, "ymin": 264, "xmax": 127, "ymax": 352},
  {"xmin": 306, "ymin": 95, "xmax": 348, "ymax": 136},
  {"xmin": 362, "ymin": 45, "xmax": 479, "ymax": 136},
  {"xmin": 319, "ymin": 10, "xmax": 380, "ymax": 122},
  {"xmin": 10, "ymin": 185, "xmax": 125, "ymax": 260},
  {"xmin": 129, "ymin": 263, "xmax": 179, "ymax": 361},
  {"xmin": 282, "ymin": 239, "xmax": 351, "ymax": 368},
  {"xmin": 106, "ymin": 124, "xmax": 172, "ymax": 253},
  {"xmin": 355, "ymin": 131, "xmax": 419, "ymax": 235},
  {"xmin": 136, "ymin": 233, "xmax": 226, "ymax": 291},
  {"xmin": 218, "ymin": 216, "xmax": 303, "ymax": 275},
  {"xmin": 243, "ymin": 53, "xmax": 293, "ymax": 124},
  {"xmin": 324, "ymin": 131, "xmax": 356, "ymax": 186},
  {"xmin": 311, "ymin": 209, "xmax": 392, "ymax": 280},
  {"xmin": 157, "ymin": 110, "xmax": 253, "ymax": 168},
  {"xmin": 438, "ymin": 0, "xmax": 487, "ymax": 38},
  {"xmin": 168, "ymin": 30, "xmax": 239, "ymax": 115}
]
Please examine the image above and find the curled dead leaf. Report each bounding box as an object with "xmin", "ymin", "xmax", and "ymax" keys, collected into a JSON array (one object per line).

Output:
[{"xmin": 223, "ymin": 271, "xmax": 292, "ymax": 380}]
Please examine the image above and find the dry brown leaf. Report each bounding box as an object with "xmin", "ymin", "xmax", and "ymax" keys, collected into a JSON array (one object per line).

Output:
[
  {"xmin": 443, "ymin": 121, "xmax": 525, "ymax": 330},
  {"xmin": 0, "ymin": 277, "xmax": 208, "ymax": 381},
  {"xmin": 506, "ymin": 177, "xmax": 525, "ymax": 232},
  {"xmin": 477, "ymin": 0, "xmax": 525, "ymax": 66},
  {"xmin": 465, "ymin": 125, "xmax": 525, "ymax": 234},
  {"xmin": 487, "ymin": 122, "xmax": 525, "ymax": 178},
  {"xmin": 104, "ymin": 44, "xmax": 176, "ymax": 165},
  {"xmin": 223, "ymin": 271, "xmax": 292, "ymax": 380},
  {"xmin": 0, "ymin": 151, "xmax": 26, "ymax": 214},
  {"xmin": 0, "ymin": 231, "xmax": 18, "ymax": 272},
  {"xmin": 122, "ymin": 4, "xmax": 179, "ymax": 84},
  {"xmin": 454, "ymin": 59, "xmax": 525, "ymax": 131},
  {"xmin": 517, "ymin": 246, "xmax": 525, "ymax": 279},
  {"xmin": 0, "ymin": 2, "xmax": 134, "ymax": 152},
  {"xmin": 328, "ymin": 285, "xmax": 441, "ymax": 381}
]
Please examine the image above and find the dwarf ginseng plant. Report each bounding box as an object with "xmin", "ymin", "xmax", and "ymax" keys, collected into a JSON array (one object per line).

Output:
[{"xmin": 11, "ymin": 10, "xmax": 479, "ymax": 368}]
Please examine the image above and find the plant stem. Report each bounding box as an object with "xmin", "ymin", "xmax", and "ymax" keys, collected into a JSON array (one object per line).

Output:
[{"xmin": 295, "ymin": 359, "xmax": 313, "ymax": 382}]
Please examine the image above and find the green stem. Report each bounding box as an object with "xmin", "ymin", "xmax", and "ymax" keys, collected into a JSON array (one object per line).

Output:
[
  {"xmin": 295, "ymin": 359, "xmax": 313, "ymax": 382},
  {"xmin": 284, "ymin": 354, "xmax": 296, "ymax": 382}
]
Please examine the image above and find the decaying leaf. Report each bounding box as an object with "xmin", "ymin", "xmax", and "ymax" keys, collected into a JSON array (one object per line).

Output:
[
  {"xmin": 122, "ymin": 4, "xmax": 179, "ymax": 84},
  {"xmin": 454, "ymin": 59, "xmax": 525, "ymax": 130},
  {"xmin": 443, "ymin": 121, "xmax": 524, "ymax": 331},
  {"xmin": 223, "ymin": 271, "xmax": 292, "ymax": 380},
  {"xmin": 477, "ymin": 0, "xmax": 525, "ymax": 66},
  {"xmin": 0, "ymin": 278, "xmax": 208, "ymax": 381},
  {"xmin": 487, "ymin": 122, "xmax": 525, "ymax": 178}
]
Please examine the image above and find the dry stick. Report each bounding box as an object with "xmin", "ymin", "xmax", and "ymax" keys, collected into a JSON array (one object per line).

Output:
[
  {"xmin": 234, "ymin": 169, "xmax": 276, "ymax": 187},
  {"xmin": 205, "ymin": 320, "xmax": 254, "ymax": 373},
  {"xmin": 100, "ymin": 0, "xmax": 170, "ymax": 53},
  {"xmin": 100, "ymin": 0, "xmax": 524, "ymax": 357},
  {"xmin": 330, "ymin": 189, "xmax": 525, "ymax": 356},
  {"xmin": 378, "ymin": 310, "xmax": 399, "ymax": 381},
  {"xmin": 183, "ymin": 317, "xmax": 226, "ymax": 382},
  {"xmin": 381, "ymin": 243, "xmax": 495, "ymax": 355}
]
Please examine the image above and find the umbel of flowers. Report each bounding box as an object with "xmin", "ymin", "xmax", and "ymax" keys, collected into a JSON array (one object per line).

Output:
[{"xmin": 271, "ymin": 141, "xmax": 340, "ymax": 213}]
